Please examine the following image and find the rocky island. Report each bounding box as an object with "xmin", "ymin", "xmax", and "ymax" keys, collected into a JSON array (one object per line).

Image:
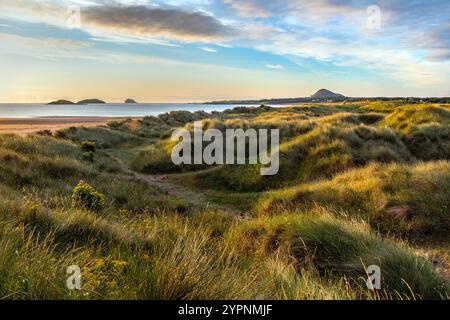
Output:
[
  {"xmin": 125, "ymin": 98, "xmax": 137, "ymax": 104},
  {"xmin": 76, "ymin": 99, "xmax": 106, "ymax": 105},
  {"xmin": 46, "ymin": 99, "xmax": 75, "ymax": 105},
  {"xmin": 47, "ymin": 99, "xmax": 106, "ymax": 105}
]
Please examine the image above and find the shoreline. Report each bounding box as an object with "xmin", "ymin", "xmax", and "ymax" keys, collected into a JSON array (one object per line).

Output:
[{"xmin": 0, "ymin": 116, "xmax": 141, "ymax": 135}]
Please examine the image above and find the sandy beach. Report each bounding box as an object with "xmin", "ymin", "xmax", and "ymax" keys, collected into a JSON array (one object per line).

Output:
[{"xmin": 0, "ymin": 116, "xmax": 140, "ymax": 135}]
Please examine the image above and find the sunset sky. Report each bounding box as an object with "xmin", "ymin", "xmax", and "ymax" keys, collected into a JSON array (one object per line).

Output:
[{"xmin": 0, "ymin": 0, "xmax": 449, "ymax": 103}]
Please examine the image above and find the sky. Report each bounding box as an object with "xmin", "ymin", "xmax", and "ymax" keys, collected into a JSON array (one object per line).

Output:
[{"xmin": 0, "ymin": 0, "xmax": 449, "ymax": 103}]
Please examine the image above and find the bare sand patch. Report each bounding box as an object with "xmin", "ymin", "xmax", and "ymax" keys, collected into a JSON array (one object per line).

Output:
[{"xmin": 0, "ymin": 116, "xmax": 141, "ymax": 135}]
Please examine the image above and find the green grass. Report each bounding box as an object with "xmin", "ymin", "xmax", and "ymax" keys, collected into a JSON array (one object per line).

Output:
[
  {"xmin": 380, "ymin": 105, "xmax": 450, "ymax": 160},
  {"xmin": 55, "ymin": 126, "xmax": 144, "ymax": 148},
  {"xmin": 0, "ymin": 101, "xmax": 449, "ymax": 300},
  {"xmin": 2, "ymin": 206, "xmax": 446, "ymax": 299},
  {"xmin": 196, "ymin": 112, "xmax": 411, "ymax": 192},
  {"xmin": 0, "ymin": 208, "xmax": 368, "ymax": 299},
  {"xmin": 358, "ymin": 101, "xmax": 418, "ymax": 113},
  {"xmin": 225, "ymin": 211, "xmax": 448, "ymax": 299},
  {"xmin": 258, "ymin": 161, "xmax": 450, "ymax": 240}
]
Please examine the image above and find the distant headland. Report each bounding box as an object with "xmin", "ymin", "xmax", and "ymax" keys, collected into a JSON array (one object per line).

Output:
[
  {"xmin": 203, "ymin": 89, "xmax": 347, "ymax": 105},
  {"xmin": 203, "ymin": 89, "xmax": 450, "ymax": 104}
]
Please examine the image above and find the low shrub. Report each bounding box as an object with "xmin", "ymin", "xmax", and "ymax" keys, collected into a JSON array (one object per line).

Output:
[
  {"xmin": 81, "ymin": 141, "xmax": 96, "ymax": 153},
  {"xmin": 36, "ymin": 130, "xmax": 53, "ymax": 136},
  {"xmin": 82, "ymin": 151, "xmax": 94, "ymax": 162},
  {"xmin": 71, "ymin": 181, "xmax": 105, "ymax": 212}
]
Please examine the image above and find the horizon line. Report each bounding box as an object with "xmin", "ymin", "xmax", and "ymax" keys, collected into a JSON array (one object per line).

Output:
[{"xmin": 1, "ymin": 95, "xmax": 450, "ymax": 105}]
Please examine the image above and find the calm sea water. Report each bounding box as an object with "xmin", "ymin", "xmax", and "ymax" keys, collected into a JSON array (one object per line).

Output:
[{"xmin": 0, "ymin": 103, "xmax": 260, "ymax": 118}]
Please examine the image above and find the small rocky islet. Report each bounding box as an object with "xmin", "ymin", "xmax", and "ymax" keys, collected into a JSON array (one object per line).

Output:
[{"xmin": 47, "ymin": 98, "xmax": 138, "ymax": 105}]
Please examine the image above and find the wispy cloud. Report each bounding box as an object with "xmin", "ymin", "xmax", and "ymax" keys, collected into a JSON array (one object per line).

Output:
[
  {"xmin": 201, "ymin": 47, "xmax": 218, "ymax": 53},
  {"xmin": 0, "ymin": 32, "xmax": 249, "ymax": 75},
  {"xmin": 265, "ymin": 64, "xmax": 284, "ymax": 70},
  {"xmin": 216, "ymin": 43, "xmax": 232, "ymax": 48},
  {"xmin": 223, "ymin": 0, "xmax": 271, "ymax": 18},
  {"xmin": 0, "ymin": 33, "xmax": 92, "ymax": 60}
]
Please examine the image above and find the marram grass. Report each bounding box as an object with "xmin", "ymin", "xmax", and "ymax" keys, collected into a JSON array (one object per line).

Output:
[{"xmin": 0, "ymin": 102, "xmax": 449, "ymax": 300}]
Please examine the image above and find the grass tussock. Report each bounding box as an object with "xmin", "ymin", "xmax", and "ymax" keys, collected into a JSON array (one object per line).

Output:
[
  {"xmin": 225, "ymin": 211, "xmax": 448, "ymax": 299},
  {"xmin": 381, "ymin": 105, "xmax": 450, "ymax": 160},
  {"xmin": 0, "ymin": 209, "xmax": 375, "ymax": 300},
  {"xmin": 258, "ymin": 161, "xmax": 450, "ymax": 240},
  {"xmin": 56, "ymin": 126, "xmax": 144, "ymax": 148}
]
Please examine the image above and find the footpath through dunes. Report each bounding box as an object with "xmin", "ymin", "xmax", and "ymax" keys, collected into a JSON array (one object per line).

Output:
[{"xmin": 107, "ymin": 151, "xmax": 248, "ymax": 219}]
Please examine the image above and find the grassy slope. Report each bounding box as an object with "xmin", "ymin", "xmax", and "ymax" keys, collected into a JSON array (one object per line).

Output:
[
  {"xmin": 258, "ymin": 161, "xmax": 450, "ymax": 239},
  {"xmin": 0, "ymin": 102, "xmax": 449, "ymax": 299}
]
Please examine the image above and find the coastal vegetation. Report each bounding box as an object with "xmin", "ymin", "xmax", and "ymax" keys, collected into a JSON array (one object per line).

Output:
[{"xmin": 0, "ymin": 101, "xmax": 449, "ymax": 299}]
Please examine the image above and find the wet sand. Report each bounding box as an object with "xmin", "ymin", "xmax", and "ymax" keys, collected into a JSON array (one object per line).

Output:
[{"xmin": 0, "ymin": 116, "xmax": 141, "ymax": 135}]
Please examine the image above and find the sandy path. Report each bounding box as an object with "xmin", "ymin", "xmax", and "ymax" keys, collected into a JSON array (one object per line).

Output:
[{"xmin": 109, "ymin": 153, "xmax": 247, "ymax": 218}]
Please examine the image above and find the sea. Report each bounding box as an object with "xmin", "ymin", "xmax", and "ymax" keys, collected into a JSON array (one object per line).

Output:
[{"xmin": 0, "ymin": 103, "xmax": 260, "ymax": 118}]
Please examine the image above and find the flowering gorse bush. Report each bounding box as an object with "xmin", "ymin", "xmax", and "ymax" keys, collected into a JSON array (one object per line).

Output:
[{"xmin": 71, "ymin": 180, "xmax": 105, "ymax": 212}]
